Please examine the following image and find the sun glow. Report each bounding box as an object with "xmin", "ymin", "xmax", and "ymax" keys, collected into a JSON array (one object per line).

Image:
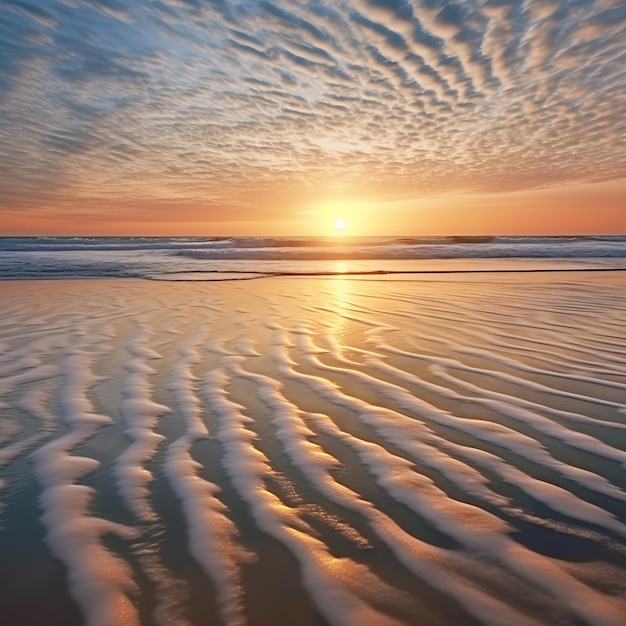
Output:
[{"xmin": 334, "ymin": 218, "xmax": 346, "ymax": 231}]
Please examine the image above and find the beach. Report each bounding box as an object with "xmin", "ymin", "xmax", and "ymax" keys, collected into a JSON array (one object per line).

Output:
[
  {"xmin": 2, "ymin": 0, "xmax": 625, "ymax": 619},
  {"xmin": 1, "ymin": 271, "xmax": 625, "ymax": 626}
]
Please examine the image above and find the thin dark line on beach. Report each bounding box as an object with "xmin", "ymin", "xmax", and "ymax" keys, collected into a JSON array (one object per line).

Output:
[{"xmin": 148, "ymin": 267, "xmax": 626, "ymax": 282}]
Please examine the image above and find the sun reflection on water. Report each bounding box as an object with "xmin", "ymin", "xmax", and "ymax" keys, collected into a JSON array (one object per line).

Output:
[{"xmin": 329, "ymin": 269, "xmax": 348, "ymax": 343}]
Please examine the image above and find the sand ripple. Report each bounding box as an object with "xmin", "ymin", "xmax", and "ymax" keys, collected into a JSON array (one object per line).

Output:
[{"xmin": 0, "ymin": 275, "xmax": 625, "ymax": 626}]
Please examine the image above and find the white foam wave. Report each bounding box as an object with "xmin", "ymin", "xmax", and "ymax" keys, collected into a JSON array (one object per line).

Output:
[
  {"xmin": 246, "ymin": 335, "xmax": 550, "ymax": 626},
  {"xmin": 203, "ymin": 365, "xmax": 409, "ymax": 626},
  {"xmin": 317, "ymin": 344, "xmax": 626, "ymax": 528},
  {"xmin": 306, "ymin": 413, "xmax": 626, "ymax": 626},
  {"xmin": 165, "ymin": 332, "xmax": 245, "ymax": 626},
  {"xmin": 115, "ymin": 322, "xmax": 168, "ymax": 523},
  {"xmin": 434, "ymin": 369, "xmax": 626, "ymax": 466},
  {"xmin": 283, "ymin": 327, "xmax": 626, "ymax": 625},
  {"xmin": 164, "ymin": 436, "xmax": 245, "ymax": 626},
  {"xmin": 365, "ymin": 359, "xmax": 626, "ymax": 493},
  {"xmin": 33, "ymin": 331, "xmax": 140, "ymax": 626}
]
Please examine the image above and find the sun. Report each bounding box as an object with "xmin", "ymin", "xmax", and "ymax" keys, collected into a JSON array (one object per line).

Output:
[{"xmin": 334, "ymin": 218, "xmax": 346, "ymax": 231}]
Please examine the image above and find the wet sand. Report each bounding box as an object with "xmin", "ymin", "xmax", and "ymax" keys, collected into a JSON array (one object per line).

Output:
[{"xmin": 0, "ymin": 273, "xmax": 625, "ymax": 626}]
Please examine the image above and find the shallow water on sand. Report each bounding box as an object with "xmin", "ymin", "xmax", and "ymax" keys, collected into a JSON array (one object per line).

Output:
[{"xmin": 0, "ymin": 273, "xmax": 625, "ymax": 626}]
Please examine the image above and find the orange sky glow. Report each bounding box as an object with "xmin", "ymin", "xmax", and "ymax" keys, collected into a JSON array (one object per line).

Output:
[{"xmin": 3, "ymin": 179, "xmax": 623, "ymax": 236}]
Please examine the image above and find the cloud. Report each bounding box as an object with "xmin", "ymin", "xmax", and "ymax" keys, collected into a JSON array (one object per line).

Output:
[{"xmin": 0, "ymin": 0, "xmax": 624, "ymax": 225}]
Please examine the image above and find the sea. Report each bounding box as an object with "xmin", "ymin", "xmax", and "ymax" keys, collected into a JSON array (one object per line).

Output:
[{"xmin": 1, "ymin": 235, "xmax": 626, "ymax": 279}]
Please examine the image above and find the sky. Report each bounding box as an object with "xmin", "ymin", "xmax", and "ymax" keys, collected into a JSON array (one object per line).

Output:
[{"xmin": 0, "ymin": 0, "xmax": 624, "ymax": 236}]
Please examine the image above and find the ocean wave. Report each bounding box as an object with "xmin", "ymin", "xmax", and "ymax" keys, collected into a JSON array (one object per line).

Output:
[{"xmin": 0, "ymin": 235, "xmax": 625, "ymax": 280}]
